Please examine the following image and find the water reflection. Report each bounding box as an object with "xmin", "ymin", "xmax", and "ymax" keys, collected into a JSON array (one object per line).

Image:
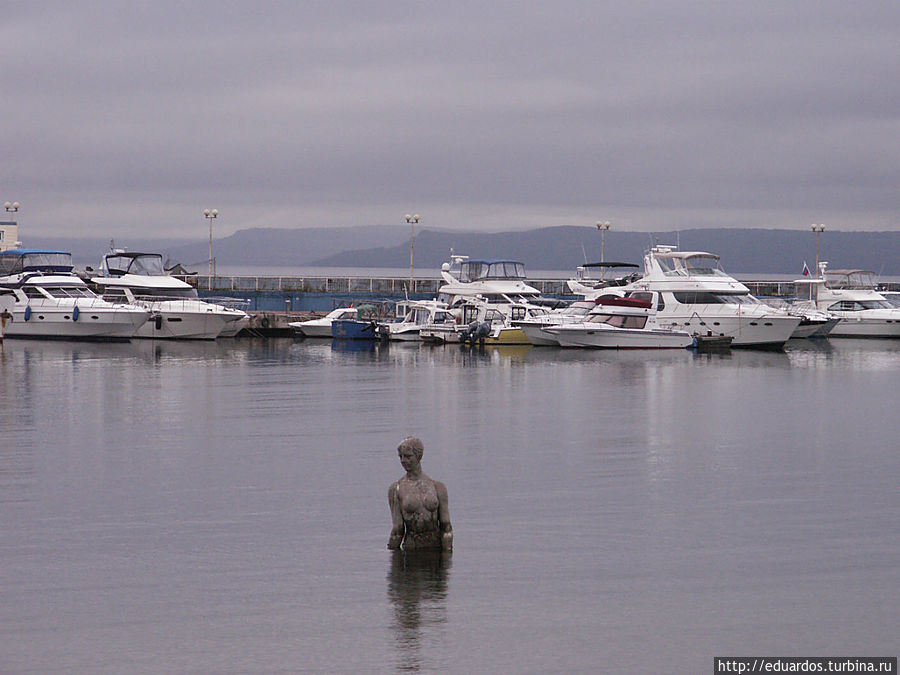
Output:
[{"xmin": 386, "ymin": 550, "xmax": 452, "ymax": 672}]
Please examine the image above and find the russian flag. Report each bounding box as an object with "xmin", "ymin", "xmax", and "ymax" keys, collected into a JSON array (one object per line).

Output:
[{"xmin": 802, "ymin": 261, "xmax": 810, "ymax": 276}]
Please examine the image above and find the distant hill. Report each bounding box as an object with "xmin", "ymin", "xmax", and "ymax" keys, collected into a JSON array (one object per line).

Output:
[
  {"xmin": 24, "ymin": 225, "xmax": 900, "ymax": 275},
  {"xmin": 311, "ymin": 227, "xmax": 900, "ymax": 275}
]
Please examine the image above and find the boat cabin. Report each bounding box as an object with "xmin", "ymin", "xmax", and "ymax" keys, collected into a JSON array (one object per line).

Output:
[
  {"xmin": 0, "ymin": 249, "xmax": 74, "ymax": 276},
  {"xmin": 823, "ymin": 270, "xmax": 878, "ymax": 290},
  {"xmin": 573, "ymin": 262, "xmax": 640, "ymax": 286},
  {"xmin": 650, "ymin": 247, "xmax": 729, "ymax": 278},
  {"xmin": 102, "ymin": 251, "xmax": 168, "ymax": 277},
  {"xmin": 457, "ymin": 259, "xmax": 526, "ymax": 282}
]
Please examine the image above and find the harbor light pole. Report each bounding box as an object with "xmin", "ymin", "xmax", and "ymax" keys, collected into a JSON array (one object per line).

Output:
[
  {"xmin": 406, "ymin": 213, "xmax": 419, "ymax": 293},
  {"xmin": 204, "ymin": 208, "xmax": 218, "ymax": 284},
  {"xmin": 596, "ymin": 221, "xmax": 610, "ymax": 262},
  {"xmin": 811, "ymin": 223, "xmax": 825, "ymax": 271},
  {"xmin": 4, "ymin": 201, "xmax": 18, "ymax": 218}
]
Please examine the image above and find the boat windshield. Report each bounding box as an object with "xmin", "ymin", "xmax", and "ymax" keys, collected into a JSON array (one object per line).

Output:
[
  {"xmin": 824, "ymin": 271, "xmax": 877, "ymax": 289},
  {"xmin": 657, "ymin": 254, "xmax": 728, "ymax": 278},
  {"xmin": 105, "ymin": 253, "xmax": 166, "ymax": 276},
  {"xmin": 459, "ymin": 260, "xmax": 526, "ymax": 282},
  {"xmin": 0, "ymin": 251, "xmax": 74, "ymax": 275},
  {"xmin": 880, "ymin": 293, "xmax": 900, "ymax": 308}
]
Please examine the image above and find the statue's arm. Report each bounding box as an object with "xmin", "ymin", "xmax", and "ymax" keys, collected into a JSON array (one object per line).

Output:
[
  {"xmin": 387, "ymin": 482, "xmax": 404, "ymax": 550},
  {"xmin": 436, "ymin": 481, "xmax": 453, "ymax": 553}
]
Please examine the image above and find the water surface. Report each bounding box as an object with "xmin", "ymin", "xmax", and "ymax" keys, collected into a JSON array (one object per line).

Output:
[{"xmin": 1, "ymin": 338, "xmax": 898, "ymax": 672}]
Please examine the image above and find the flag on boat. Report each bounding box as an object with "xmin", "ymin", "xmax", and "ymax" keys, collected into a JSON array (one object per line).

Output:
[{"xmin": 802, "ymin": 261, "xmax": 810, "ymax": 276}]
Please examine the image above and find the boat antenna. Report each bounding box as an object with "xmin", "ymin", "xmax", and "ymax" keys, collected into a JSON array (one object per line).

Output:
[{"xmin": 581, "ymin": 242, "xmax": 588, "ymax": 263}]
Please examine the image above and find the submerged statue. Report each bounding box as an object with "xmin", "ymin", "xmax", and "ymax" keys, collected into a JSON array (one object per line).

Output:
[{"xmin": 388, "ymin": 437, "xmax": 453, "ymax": 553}]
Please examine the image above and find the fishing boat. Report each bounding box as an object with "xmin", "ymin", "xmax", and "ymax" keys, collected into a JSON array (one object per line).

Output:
[
  {"xmin": 331, "ymin": 305, "xmax": 388, "ymax": 340},
  {"xmin": 544, "ymin": 295, "xmax": 693, "ymax": 349},
  {"xmin": 0, "ymin": 248, "xmax": 149, "ymax": 340}
]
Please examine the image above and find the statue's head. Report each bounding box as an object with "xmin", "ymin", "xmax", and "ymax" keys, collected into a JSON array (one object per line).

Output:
[{"xmin": 398, "ymin": 436, "xmax": 424, "ymax": 462}]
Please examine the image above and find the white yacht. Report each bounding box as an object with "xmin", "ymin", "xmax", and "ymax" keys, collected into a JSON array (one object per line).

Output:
[
  {"xmin": 604, "ymin": 246, "xmax": 801, "ymax": 348},
  {"xmin": 0, "ymin": 248, "xmax": 149, "ymax": 340},
  {"xmin": 436, "ymin": 255, "xmax": 544, "ymax": 307},
  {"xmin": 289, "ymin": 307, "xmax": 359, "ymax": 337},
  {"xmin": 419, "ymin": 296, "xmax": 545, "ymax": 345},
  {"xmin": 516, "ymin": 299, "xmax": 598, "ymax": 346},
  {"xmin": 566, "ymin": 262, "xmax": 640, "ymax": 296},
  {"xmin": 544, "ymin": 294, "xmax": 693, "ymax": 349},
  {"xmin": 90, "ymin": 249, "xmax": 249, "ymax": 340},
  {"xmin": 382, "ymin": 299, "xmax": 451, "ymax": 341},
  {"xmin": 807, "ymin": 265, "xmax": 900, "ymax": 338}
]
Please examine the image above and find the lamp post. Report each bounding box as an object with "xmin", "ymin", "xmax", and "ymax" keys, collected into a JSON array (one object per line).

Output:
[
  {"xmin": 4, "ymin": 201, "xmax": 18, "ymax": 218},
  {"xmin": 596, "ymin": 221, "xmax": 610, "ymax": 262},
  {"xmin": 811, "ymin": 223, "xmax": 825, "ymax": 271},
  {"xmin": 204, "ymin": 209, "xmax": 218, "ymax": 283},
  {"xmin": 406, "ymin": 213, "xmax": 419, "ymax": 293}
]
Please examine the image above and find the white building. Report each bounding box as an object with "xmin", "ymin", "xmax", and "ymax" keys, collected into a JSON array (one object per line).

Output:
[{"xmin": 0, "ymin": 221, "xmax": 18, "ymax": 251}]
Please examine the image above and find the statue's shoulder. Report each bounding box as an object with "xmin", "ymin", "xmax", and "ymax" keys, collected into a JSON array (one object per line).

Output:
[
  {"xmin": 433, "ymin": 480, "xmax": 449, "ymax": 498},
  {"xmin": 388, "ymin": 480, "xmax": 401, "ymax": 500}
]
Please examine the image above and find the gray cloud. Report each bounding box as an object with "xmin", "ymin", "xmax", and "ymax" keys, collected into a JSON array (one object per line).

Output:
[{"xmin": 3, "ymin": 1, "xmax": 898, "ymax": 241}]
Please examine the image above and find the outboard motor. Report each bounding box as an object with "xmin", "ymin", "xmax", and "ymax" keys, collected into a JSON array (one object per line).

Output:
[{"xmin": 462, "ymin": 320, "xmax": 491, "ymax": 345}]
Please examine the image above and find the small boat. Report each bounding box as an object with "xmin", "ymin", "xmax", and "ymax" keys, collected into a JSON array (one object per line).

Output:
[
  {"xmin": 420, "ymin": 297, "xmax": 544, "ymax": 345},
  {"xmin": 331, "ymin": 305, "xmax": 388, "ymax": 340},
  {"xmin": 0, "ymin": 248, "xmax": 149, "ymax": 340},
  {"xmin": 383, "ymin": 299, "xmax": 450, "ymax": 341},
  {"xmin": 544, "ymin": 295, "xmax": 693, "ymax": 349},
  {"xmin": 516, "ymin": 299, "xmax": 601, "ymax": 346},
  {"xmin": 566, "ymin": 261, "xmax": 640, "ymax": 296},
  {"xmin": 90, "ymin": 249, "xmax": 249, "ymax": 339},
  {"xmin": 289, "ymin": 307, "xmax": 359, "ymax": 337}
]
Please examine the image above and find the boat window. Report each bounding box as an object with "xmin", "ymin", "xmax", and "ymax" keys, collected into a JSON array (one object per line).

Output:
[
  {"xmin": 683, "ymin": 255, "xmax": 726, "ymax": 276},
  {"xmin": 131, "ymin": 287, "xmax": 198, "ymax": 299},
  {"xmin": 103, "ymin": 288, "xmax": 130, "ymax": 302},
  {"xmin": 23, "ymin": 286, "xmax": 48, "ymax": 299},
  {"xmin": 45, "ymin": 286, "xmax": 96, "ymax": 298},
  {"xmin": 589, "ymin": 314, "xmax": 647, "ymax": 328},
  {"xmin": 672, "ymin": 292, "xmax": 751, "ymax": 304}
]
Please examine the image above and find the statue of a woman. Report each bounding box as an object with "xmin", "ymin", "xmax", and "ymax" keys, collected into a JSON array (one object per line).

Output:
[{"xmin": 388, "ymin": 437, "xmax": 453, "ymax": 552}]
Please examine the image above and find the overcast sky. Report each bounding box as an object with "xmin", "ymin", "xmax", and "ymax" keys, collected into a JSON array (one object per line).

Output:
[{"xmin": 3, "ymin": 1, "xmax": 898, "ymax": 240}]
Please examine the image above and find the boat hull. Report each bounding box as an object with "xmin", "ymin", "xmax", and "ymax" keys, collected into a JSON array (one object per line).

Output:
[
  {"xmin": 2, "ymin": 302, "xmax": 148, "ymax": 341},
  {"xmin": 332, "ymin": 319, "xmax": 382, "ymax": 340},
  {"xmin": 548, "ymin": 325, "xmax": 692, "ymax": 349},
  {"xmin": 827, "ymin": 316, "xmax": 900, "ymax": 338}
]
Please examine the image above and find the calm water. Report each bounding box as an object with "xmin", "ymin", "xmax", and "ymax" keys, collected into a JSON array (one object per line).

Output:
[{"xmin": 1, "ymin": 337, "xmax": 898, "ymax": 673}]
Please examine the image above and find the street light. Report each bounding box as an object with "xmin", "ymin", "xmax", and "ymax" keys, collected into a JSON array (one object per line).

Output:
[
  {"xmin": 4, "ymin": 201, "xmax": 19, "ymax": 217},
  {"xmin": 811, "ymin": 223, "xmax": 825, "ymax": 271},
  {"xmin": 204, "ymin": 208, "xmax": 218, "ymax": 282},
  {"xmin": 406, "ymin": 213, "xmax": 419, "ymax": 292},
  {"xmin": 596, "ymin": 221, "xmax": 610, "ymax": 262}
]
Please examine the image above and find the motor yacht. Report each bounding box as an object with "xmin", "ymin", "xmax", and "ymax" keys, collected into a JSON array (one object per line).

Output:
[
  {"xmin": 566, "ymin": 262, "xmax": 640, "ymax": 296},
  {"xmin": 601, "ymin": 246, "xmax": 801, "ymax": 348},
  {"xmin": 807, "ymin": 265, "xmax": 900, "ymax": 338},
  {"xmin": 436, "ymin": 255, "xmax": 544, "ymax": 307},
  {"xmin": 90, "ymin": 249, "xmax": 249, "ymax": 339},
  {"xmin": 0, "ymin": 248, "xmax": 149, "ymax": 340},
  {"xmin": 544, "ymin": 294, "xmax": 693, "ymax": 349},
  {"xmin": 289, "ymin": 307, "xmax": 359, "ymax": 337}
]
